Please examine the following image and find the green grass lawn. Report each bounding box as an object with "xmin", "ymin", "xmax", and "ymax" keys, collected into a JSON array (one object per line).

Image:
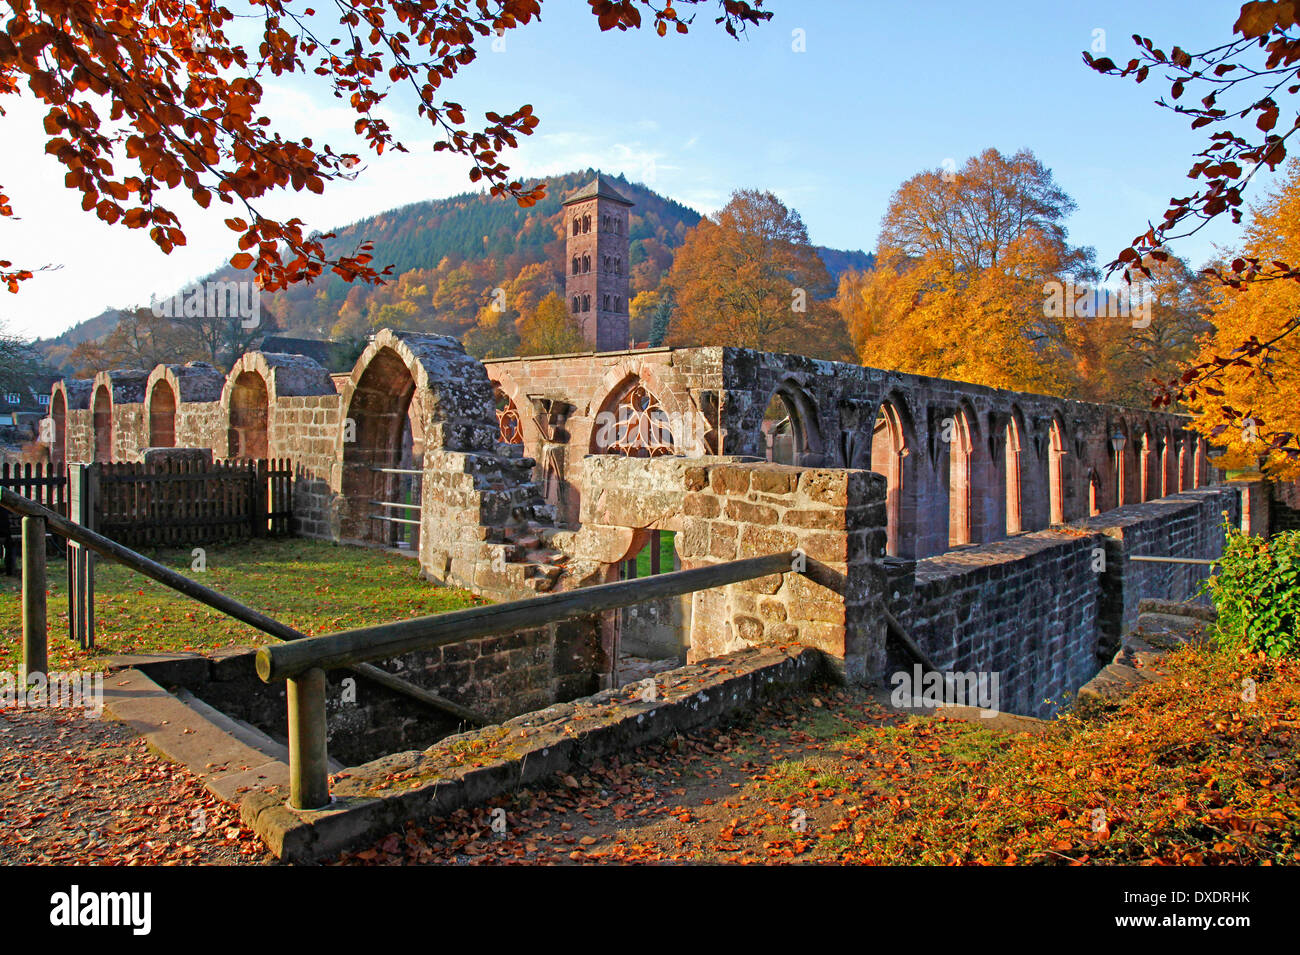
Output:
[
  {"xmin": 633, "ymin": 531, "xmax": 676, "ymax": 577},
  {"xmin": 0, "ymin": 538, "xmax": 484, "ymax": 671}
]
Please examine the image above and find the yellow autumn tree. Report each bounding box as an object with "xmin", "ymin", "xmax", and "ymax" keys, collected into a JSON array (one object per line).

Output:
[
  {"xmin": 1187, "ymin": 160, "xmax": 1300, "ymax": 479},
  {"xmin": 665, "ymin": 189, "xmax": 854, "ymax": 360},
  {"xmin": 518, "ymin": 291, "xmax": 587, "ymax": 357},
  {"xmin": 837, "ymin": 232, "xmax": 1081, "ymax": 395}
]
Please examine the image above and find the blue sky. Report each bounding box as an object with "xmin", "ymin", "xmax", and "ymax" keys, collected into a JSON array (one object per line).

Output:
[{"xmin": 0, "ymin": 0, "xmax": 1262, "ymax": 338}]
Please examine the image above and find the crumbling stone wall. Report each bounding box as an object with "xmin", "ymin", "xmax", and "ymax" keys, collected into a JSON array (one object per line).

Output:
[
  {"xmin": 50, "ymin": 379, "xmax": 93, "ymax": 465},
  {"xmin": 335, "ymin": 331, "xmax": 558, "ymax": 600},
  {"xmin": 89, "ymin": 369, "xmax": 150, "ymax": 462},
  {"xmin": 221, "ymin": 353, "xmax": 342, "ymax": 536},
  {"xmin": 571, "ymin": 455, "xmax": 889, "ymax": 681},
  {"xmin": 46, "ymin": 331, "xmax": 1247, "ymax": 719},
  {"xmin": 486, "ymin": 346, "xmax": 1216, "ymax": 561},
  {"xmin": 485, "ymin": 348, "xmax": 711, "ymax": 525}
]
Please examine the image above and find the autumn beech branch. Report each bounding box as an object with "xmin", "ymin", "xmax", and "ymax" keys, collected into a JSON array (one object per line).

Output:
[{"xmin": 0, "ymin": 0, "xmax": 771, "ymax": 292}]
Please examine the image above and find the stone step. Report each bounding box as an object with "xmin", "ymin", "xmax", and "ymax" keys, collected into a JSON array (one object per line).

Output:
[
  {"xmin": 1136, "ymin": 612, "xmax": 1212, "ymax": 648},
  {"xmin": 1137, "ymin": 598, "xmax": 1218, "ymax": 623}
]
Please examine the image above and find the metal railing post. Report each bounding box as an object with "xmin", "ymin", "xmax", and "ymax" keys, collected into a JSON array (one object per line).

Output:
[
  {"xmin": 21, "ymin": 515, "xmax": 47, "ymax": 683},
  {"xmin": 287, "ymin": 667, "xmax": 331, "ymax": 810}
]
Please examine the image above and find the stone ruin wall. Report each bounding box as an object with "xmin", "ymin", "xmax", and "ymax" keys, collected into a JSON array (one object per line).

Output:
[{"xmin": 43, "ymin": 333, "xmax": 1256, "ymax": 716}]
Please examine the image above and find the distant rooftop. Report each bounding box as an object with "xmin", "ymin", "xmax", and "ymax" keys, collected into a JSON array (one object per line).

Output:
[
  {"xmin": 562, "ymin": 174, "xmax": 634, "ymax": 207},
  {"xmin": 259, "ymin": 335, "xmax": 356, "ymax": 373}
]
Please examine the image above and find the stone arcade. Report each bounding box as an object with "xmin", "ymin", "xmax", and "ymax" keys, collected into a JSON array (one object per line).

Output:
[{"xmin": 46, "ymin": 327, "xmax": 1247, "ymax": 719}]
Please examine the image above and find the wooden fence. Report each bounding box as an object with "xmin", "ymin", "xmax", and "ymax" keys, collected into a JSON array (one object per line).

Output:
[
  {"xmin": 92, "ymin": 458, "xmax": 294, "ymax": 549},
  {"xmin": 0, "ymin": 458, "xmax": 293, "ymax": 569},
  {"xmin": 0, "ymin": 462, "xmax": 66, "ymax": 573}
]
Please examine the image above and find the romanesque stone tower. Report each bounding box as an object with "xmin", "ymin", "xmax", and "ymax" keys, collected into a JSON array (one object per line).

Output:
[{"xmin": 563, "ymin": 174, "xmax": 633, "ymax": 352}]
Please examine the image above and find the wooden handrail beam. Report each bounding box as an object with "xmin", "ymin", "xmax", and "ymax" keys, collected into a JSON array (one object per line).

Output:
[
  {"xmin": 0, "ymin": 487, "xmax": 487, "ymax": 726},
  {"xmin": 257, "ymin": 550, "xmax": 800, "ymax": 682}
]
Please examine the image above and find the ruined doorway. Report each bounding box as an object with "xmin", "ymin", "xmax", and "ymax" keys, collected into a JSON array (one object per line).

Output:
[
  {"xmin": 340, "ymin": 346, "xmax": 424, "ymax": 548},
  {"xmin": 149, "ymin": 379, "xmax": 177, "ymax": 448},
  {"xmin": 228, "ymin": 371, "xmax": 269, "ymax": 459},
  {"xmin": 92, "ymin": 384, "xmax": 112, "ymax": 463},
  {"xmin": 615, "ymin": 529, "xmax": 687, "ymax": 685}
]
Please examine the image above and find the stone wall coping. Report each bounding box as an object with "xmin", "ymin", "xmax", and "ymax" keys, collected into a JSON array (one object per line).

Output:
[{"xmin": 239, "ymin": 644, "xmax": 824, "ymax": 862}]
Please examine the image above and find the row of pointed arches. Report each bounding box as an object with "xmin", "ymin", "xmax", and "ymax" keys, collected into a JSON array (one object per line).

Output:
[{"xmin": 762, "ymin": 383, "xmax": 1209, "ymax": 559}]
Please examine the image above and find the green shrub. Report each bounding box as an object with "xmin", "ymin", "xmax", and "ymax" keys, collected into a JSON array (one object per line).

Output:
[{"xmin": 1204, "ymin": 525, "xmax": 1300, "ymax": 658}]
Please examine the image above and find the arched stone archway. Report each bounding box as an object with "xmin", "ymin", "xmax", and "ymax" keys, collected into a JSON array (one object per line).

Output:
[
  {"xmin": 1003, "ymin": 410, "xmax": 1026, "ymax": 535},
  {"xmin": 948, "ymin": 405, "xmax": 980, "ymax": 546},
  {"xmin": 339, "ymin": 345, "xmax": 423, "ymax": 544},
  {"xmin": 148, "ymin": 379, "xmax": 177, "ymax": 448},
  {"xmin": 1048, "ymin": 417, "xmax": 1067, "ymax": 525},
  {"xmin": 50, "ymin": 390, "xmax": 67, "ymax": 466},
  {"xmin": 92, "ymin": 384, "xmax": 112, "ymax": 463},
  {"xmin": 870, "ymin": 396, "xmax": 917, "ymax": 559},
  {"xmin": 590, "ymin": 374, "xmax": 678, "ymax": 457},
  {"xmin": 335, "ymin": 330, "xmax": 499, "ymax": 553},
  {"xmin": 227, "ymin": 370, "xmax": 269, "ymax": 459},
  {"xmin": 762, "ymin": 381, "xmax": 824, "ymax": 467},
  {"xmin": 1087, "ymin": 468, "xmax": 1102, "ymax": 516}
]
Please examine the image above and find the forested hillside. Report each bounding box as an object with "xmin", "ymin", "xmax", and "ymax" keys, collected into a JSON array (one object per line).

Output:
[{"xmin": 39, "ymin": 170, "xmax": 873, "ymax": 371}]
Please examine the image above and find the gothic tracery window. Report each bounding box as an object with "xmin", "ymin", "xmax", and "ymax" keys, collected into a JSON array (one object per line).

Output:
[
  {"xmin": 492, "ymin": 383, "xmax": 524, "ymax": 445},
  {"xmin": 598, "ymin": 381, "xmax": 678, "ymax": 457}
]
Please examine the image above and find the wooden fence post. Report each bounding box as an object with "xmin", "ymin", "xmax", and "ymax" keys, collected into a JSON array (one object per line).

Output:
[
  {"xmin": 253, "ymin": 459, "xmax": 269, "ymax": 537},
  {"xmin": 287, "ymin": 667, "xmax": 330, "ymax": 810},
  {"xmin": 66, "ymin": 464, "xmax": 96, "ymax": 648},
  {"xmin": 21, "ymin": 515, "xmax": 47, "ymax": 683}
]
